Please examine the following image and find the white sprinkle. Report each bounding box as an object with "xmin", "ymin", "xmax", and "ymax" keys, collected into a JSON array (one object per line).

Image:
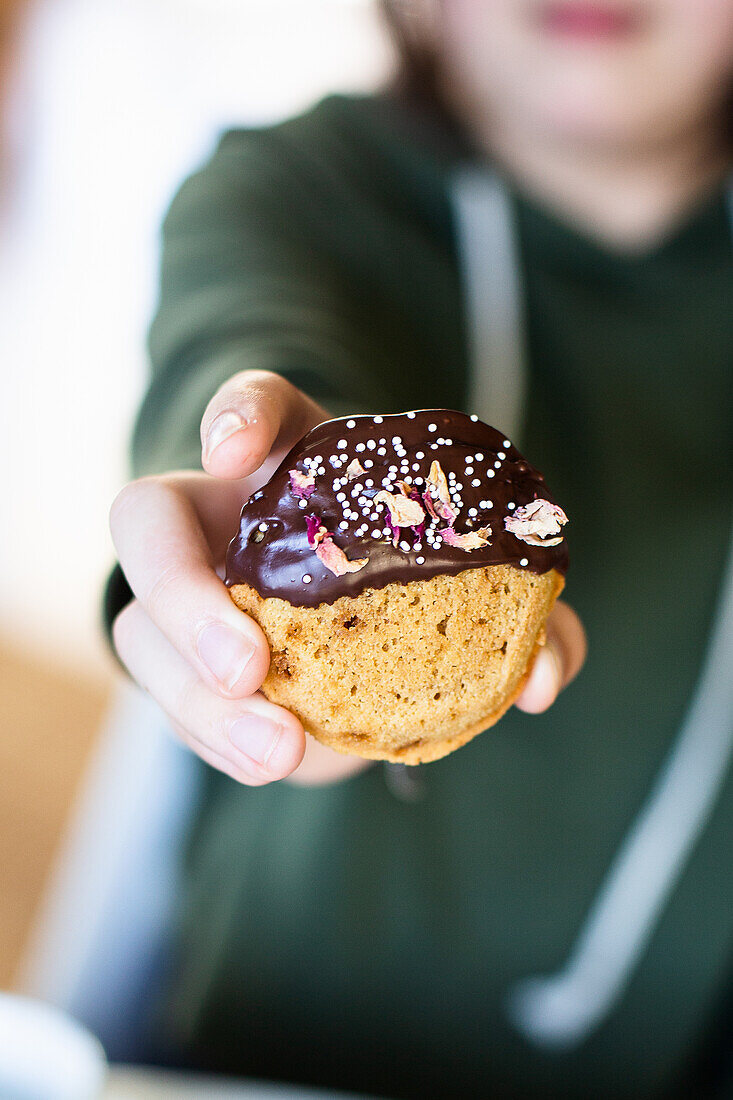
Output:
[
  {"xmin": 383, "ymin": 526, "xmax": 391, "ymax": 536},
  {"xmin": 412, "ymin": 463, "xmax": 420, "ymax": 472},
  {"xmin": 339, "ymin": 520, "xmax": 348, "ymax": 529},
  {"xmin": 329, "ymin": 455, "xmax": 340, "ymax": 467},
  {"xmin": 356, "ymin": 443, "xmax": 365, "ymax": 452},
  {"xmin": 339, "ymin": 452, "xmax": 348, "ymax": 462},
  {"xmin": 498, "ymin": 451, "xmax": 506, "ymax": 460},
  {"xmin": 416, "ymin": 555, "xmax": 425, "ymax": 564},
  {"xmin": 337, "ymin": 492, "xmax": 346, "ymax": 502},
  {"xmin": 371, "ymin": 529, "xmax": 382, "ymax": 539},
  {"xmin": 392, "ymin": 435, "xmax": 402, "ymax": 445},
  {"xmin": 377, "ymin": 447, "xmax": 386, "ymax": 456},
  {"xmin": 379, "ymin": 438, "xmax": 386, "ymax": 445},
  {"xmin": 364, "ymin": 459, "xmax": 374, "ymax": 468},
  {"xmin": 503, "ymin": 439, "xmax": 511, "ymax": 447},
  {"xmin": 337, "ymin": 439, "xmax": 347, "ymax": 449},
  {"xmin": 507, "ymin": 501, "xmax": 516, "ymax": 510},
  {"xmin": 470, "ymin": 414, "xmax": 478, "ymax": 422},
  {"xmin": 494, "ymin": 460, "xmax": 502, "ymax": 469},
  {"xmin": 406, "ymin": 411, "xmax": 416, "ymax": 419},
  {"xmin": 317, "ymin": 466, "xmax": 325, "ymax": 475},
  {"xmin": 346, "ymin": 419, "xmax": 356, "ymax": 428},
  {"xmin": 472, "ymin": 478, "xmax": 480, "ymax": 487},
  {"xmin": 437, "ymin": 437, "xmax": 445, "ymax": 445},
  {"xmin": 468, "ymin": 508, "xmax": 478, "ymax": 517},
  {"xmin": 314, "ymin": 455, "xmax": 322, "ymax": 465},
  {"xmin": 455, "ymin": 483, "xmax": 463, "ymax": 492},
  {"xmin": 258, "ymin": 522, "xmax": 268, "ymax": 531},
  {"xmin": 445, "ymin": 438, "xmax": 452, "ymax": 445},
  {"xmin": 465, "ymin": 466, "xmax": 474, "ymax": 475},
  {"xmin": 430, "ymin": 443, "xmax": 439, "ymax": 450},
  {"xmin": 367, "ymin": 439, "xmax": 376, "ymax": 450},
  {"xmin": 416, "ymin": 451, "xmax": 424, "ymax": 459},
  {"xmin": 414, "ymin": 477, "xmax": 424, "ymax": 485},
  {"xmin": 487, "ymin": 470, "xmax": 495, "ymax": 478},
  {"xmin": 475, "ymin": 452, "xmax": 484, "ymax": 461},
  {"xmin": 400, "ymin": 540, "xmax": 411, "ymax": 552},
  {"xmin": 485, "ymin": 500, "xmax": 493, "ymax": 509},
  {"xmin": 298, "ymin": 499, "xmax": 307, "ymax": 509},
  {"xmin": 303, "ymin": 574, "xmax": 312, "ymax": 583},
  {"xmin": 520, "ymin": 558, "xmax": 529, "ymax": 567},
  {"xmin": 428, "ymin": 423, "xmax": 437, "ymax": 432},
  {"xmin": 365, "ymin": 478, "xmax": 374, "ymax": 487},
  {"xmin": 373, "ymin": 415, "xmax": 383, "ymax": 424},
  {"xmin": 414, "ymin": 542, "xmax": 422, "ymax": 551}
]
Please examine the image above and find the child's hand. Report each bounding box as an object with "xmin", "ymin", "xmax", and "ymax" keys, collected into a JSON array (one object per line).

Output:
[
  {"xmin": 110, "ymin": 370, "xmax": 369, "ymax": 786},
  {"xmin": 110, "ymin": 369, "xmax": 586, "ymax": 787}
]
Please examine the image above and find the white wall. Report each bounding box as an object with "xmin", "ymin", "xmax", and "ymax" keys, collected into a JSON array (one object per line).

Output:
[{"xmin": 0, "ymin": 0, "xmax": 393, "ymax": 674}]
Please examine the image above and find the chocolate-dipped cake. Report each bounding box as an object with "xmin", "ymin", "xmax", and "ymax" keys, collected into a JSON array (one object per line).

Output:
[{"xmin": 226, "ymin": 410, "xmax": 568, "ymax": 764}]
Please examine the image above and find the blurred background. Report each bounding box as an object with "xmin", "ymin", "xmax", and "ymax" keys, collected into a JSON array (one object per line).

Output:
[{"xmin": 0, "ymin": 0, "xmax": 392, "ymax": 995}]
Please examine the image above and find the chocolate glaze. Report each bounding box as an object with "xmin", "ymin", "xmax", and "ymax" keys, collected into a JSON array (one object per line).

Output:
[{"xmin": 226, "ymin": 410, "xmax": 569, "ymax": 607}]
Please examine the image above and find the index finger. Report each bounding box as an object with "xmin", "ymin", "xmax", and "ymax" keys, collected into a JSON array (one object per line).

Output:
[{"xmin": 110, "ymin": 473, "xmax": 271, "ymax": 699}]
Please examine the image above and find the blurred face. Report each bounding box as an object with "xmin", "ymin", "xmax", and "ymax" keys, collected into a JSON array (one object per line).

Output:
[{"xmin": 433, "ymin": 0, "xmax": 733, "ymax": 152}]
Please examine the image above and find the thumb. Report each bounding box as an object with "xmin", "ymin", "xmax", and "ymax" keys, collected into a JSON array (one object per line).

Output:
[{"xmin": 200, "ymin": 369, "xmax": 327, "ymax": 480}]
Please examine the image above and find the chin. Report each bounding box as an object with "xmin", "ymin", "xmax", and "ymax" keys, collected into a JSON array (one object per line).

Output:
[{"xmin": 516, "ymin": 72, "xmax": 664, "ymax": 149}]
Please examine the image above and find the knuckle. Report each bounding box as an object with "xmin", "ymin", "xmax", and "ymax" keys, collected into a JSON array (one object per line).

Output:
[{"xmin": 145, "ymin": 557, "xmax": 185, "ymax": 619}]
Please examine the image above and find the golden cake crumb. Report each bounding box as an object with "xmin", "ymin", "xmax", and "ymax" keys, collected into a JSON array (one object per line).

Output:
[{"xmin": 229, "ymin": 563, "xmax": 564, "ymax": 764}]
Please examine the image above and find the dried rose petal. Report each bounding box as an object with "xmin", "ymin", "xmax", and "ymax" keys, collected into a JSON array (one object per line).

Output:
[
  {"xmin": 422, "ymin": 490, "xmax": 439, "ymax": 521},
  {"xmin": 375, "ymin": 489, "xmax": 425, "ymax": 528},
  {"xmin": 504, "ymin": 499, "xmax": 568, "ymax": 547},
  {"xmin": 427, "ymin": 460, "xmax": 450, "ymax": 504},
  {"xmin": 383, "ymin": 513, "xmax": 400, "ymax": 547},
  {"xmin": 315, "ymin": 536, "xmax": 368, "ymax": 576},
  {"xmin": 442, "ymin": 525, "xmax": 492, "ymax": 551},
  {"xmin": 289, "ymin": 468, "xmax": 316, "ymax": 499},
  {"xmin": 425, "ymin": 459, "xmax": 459, "ymax": 523},
  {"xmin": 345, "ymin": 458, "xmax": 366, "ymax": 481},
  {"xmin": 435, "ymin": 498, "xmax": 459, "ymax": 524},
  {"xmin": 305, "ymin": 514, "xmax": 328, "ymax": 547}
]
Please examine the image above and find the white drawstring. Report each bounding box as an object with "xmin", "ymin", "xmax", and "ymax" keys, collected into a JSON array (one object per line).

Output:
[{"xmin": 451, "ymin": 166, "xmax": 733, "ymax": 1048}]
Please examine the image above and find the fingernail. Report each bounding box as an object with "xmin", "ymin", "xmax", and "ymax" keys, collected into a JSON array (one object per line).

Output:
[
  {"xmin": 197, "ymin": 623, "xmax": 255, "ymax": 691},
  {"xmin": 230, "ymin": 715, "xmax": 282, "ymax": 769},
  {"xmin": 517, "ymin": 644, "xmax": 562, "ymax": 714},
  {"xmin": 532, "ymin": 645, "xmax": 562, "ymax": 704},
  {"xmin": 205, "ymin": 411, "xmax": 246, "ymax": 460}
]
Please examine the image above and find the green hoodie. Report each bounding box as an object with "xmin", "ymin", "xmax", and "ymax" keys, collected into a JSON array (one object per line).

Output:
[{"xmin": 110, "ymin": 89, "xmax": 733, "ymax": 1099}]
